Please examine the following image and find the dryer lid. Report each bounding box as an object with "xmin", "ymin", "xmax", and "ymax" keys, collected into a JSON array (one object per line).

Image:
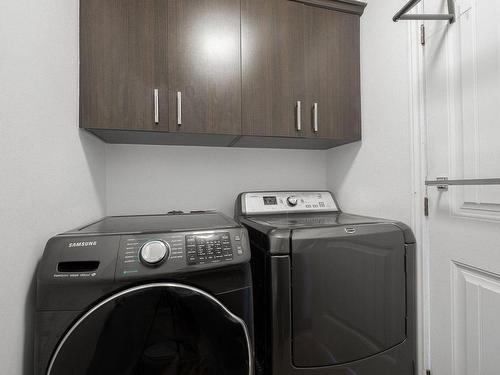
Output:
[{"xmin": 246, "ymin": 212, "xmax": 383, "ymax": 229}]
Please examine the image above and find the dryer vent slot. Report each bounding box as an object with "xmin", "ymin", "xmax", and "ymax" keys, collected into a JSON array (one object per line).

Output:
[{"xmin": 57, "ymin": 261, "xmax": 100, "ymax": 273}]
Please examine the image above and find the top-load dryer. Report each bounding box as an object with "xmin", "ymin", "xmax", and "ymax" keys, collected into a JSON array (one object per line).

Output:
[{"xmin": 235, "ymin": 191, "xmax": 416, "ymax": 375}]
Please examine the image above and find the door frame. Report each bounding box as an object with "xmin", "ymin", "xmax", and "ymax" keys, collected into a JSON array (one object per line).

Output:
[{"xmin": 407, "ymin": 3, "xmax": 432, "ymax": 375}]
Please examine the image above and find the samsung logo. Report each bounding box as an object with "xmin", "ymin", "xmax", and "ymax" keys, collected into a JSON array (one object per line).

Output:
[{"xmin": 68, "ymin": 241, "xmax": 97, "ymax": 248}]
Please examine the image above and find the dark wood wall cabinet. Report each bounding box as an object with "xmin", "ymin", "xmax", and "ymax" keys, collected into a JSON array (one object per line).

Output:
[{"xmin": 80, "ymin": 0, "xmax": 366, "ymax": 150}]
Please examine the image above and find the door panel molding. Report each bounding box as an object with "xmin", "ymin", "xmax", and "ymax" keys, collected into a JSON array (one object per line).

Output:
[
  {"xmin": 452, "ymin": 262, "xmax": 500, "ymax": 375},
  {"xmin": 432, "ymin": 0, "xmax": 500, "ymax": 220}
]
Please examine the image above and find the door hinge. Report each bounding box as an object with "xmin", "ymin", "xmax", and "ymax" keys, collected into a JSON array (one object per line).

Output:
[
  {"xmin": 426, "ymin": 370, "xmax": 431, "ymax": 375},
  {"xmin": 424, "ymin": 196, "xmax": 429, "ymax": 217},
  {"xmin": 420, "ymin": 24, "xmax": 426, "ymax": 45}
]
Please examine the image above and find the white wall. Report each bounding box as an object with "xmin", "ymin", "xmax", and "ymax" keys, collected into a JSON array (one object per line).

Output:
[
  {"xmin": 0, "ymin": 1, "xmax": 106, "ymax": 374},
  {"xmin": 106, "ymin": 145, "xmax": 327, "ymax": 216},
  {"xmin": 326, "ymin": 0, "xmax": 413, "ymax": 224},
  {"xmin": 0, "ymin": 0, "xmax": 415, "ymax": 374}
]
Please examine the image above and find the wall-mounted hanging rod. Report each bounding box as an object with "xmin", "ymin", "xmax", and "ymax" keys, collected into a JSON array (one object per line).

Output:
[
  {"xmin": 425, "ymin": 177, "xmax": 500, "ymax": 191},
  {"xmin": 393, "ymin": 0, "xmax": 455, "ymax": 23}
]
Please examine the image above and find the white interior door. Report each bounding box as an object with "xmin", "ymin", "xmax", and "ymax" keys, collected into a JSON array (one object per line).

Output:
[{"xmin": 422, "ymin": 0, "xmax": 500, "ymax": 374}]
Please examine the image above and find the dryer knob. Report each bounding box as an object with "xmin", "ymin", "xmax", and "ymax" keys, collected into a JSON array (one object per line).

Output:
[
  {"xmin": 287, "ymin": 196, "xmax": 299, "ymax": 207},
  {"xmin": 140, "ymin": 240, "xmax": 169, "ymax": 266}
]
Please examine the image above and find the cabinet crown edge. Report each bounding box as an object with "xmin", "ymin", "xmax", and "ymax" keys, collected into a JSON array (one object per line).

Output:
[{"xmin": 291, "ymin": 0, "xmax": 367, "ymax": 16}]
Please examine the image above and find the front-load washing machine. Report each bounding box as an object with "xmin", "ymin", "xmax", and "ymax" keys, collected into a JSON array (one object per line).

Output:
[
  {"xmin": 235, "ymin": 191, "xmax": 416, "ymax": 375},
  {"xmin": 35, "ymin": 212, "xmax": 253, "ymax": 375}
]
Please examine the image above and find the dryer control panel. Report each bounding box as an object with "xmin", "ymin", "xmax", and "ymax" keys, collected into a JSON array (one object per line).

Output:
[
  {"xmin": 115, "ymin": 228, "xmax": 249, "ymax": 280},
  {"xmin": 240, "ymin": 191, "xmax": 339, "ymax": 215}
]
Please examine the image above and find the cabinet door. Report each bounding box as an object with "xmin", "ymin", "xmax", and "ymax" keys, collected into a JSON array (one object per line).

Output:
[
  {"xmin": 241, "ymin": 0, "xmax": 307, "ymax": 137},
  {"xmin": 80, "ymin": 0, "xmax": 168, "ymax": 130},
  {"xmin": 167, "ymin": 0, "xmax": 241, "ymax": 135},
  {"xmin": 304, "ymin": 5, "xmax": 361, "ymax": 140}
]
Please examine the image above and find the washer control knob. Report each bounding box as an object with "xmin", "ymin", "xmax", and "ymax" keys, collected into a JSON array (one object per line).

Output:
[
  {"xmin": 140, "ymin": 240, "xmax": 169, "ymax": 266},
  {"xmin": 287, "ymin": 196, "xmax": 299, "ymax": 207}
]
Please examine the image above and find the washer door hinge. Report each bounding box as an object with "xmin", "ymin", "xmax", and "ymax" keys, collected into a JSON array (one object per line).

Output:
[
  {"xmin": 426, "ymin": 370, "xmax": 431, "ymax": 375},
  {"xmin": 421, "ymin": 24, "xmax": 426, "ymax": 45},
  {"xmin": 424, "ymin": 196, "xmax": 429, "ymax": 217}
]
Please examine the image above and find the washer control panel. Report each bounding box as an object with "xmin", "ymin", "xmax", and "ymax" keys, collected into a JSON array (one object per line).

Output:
[
  {"xmin": 185, "ymin": 232, "xmax": 233, "ymax": 265},
  {"xmin": 116, "ymin": 228, "xmax": 248, "ymax": 280},
  {"xmin": 242, "ymin": 191, "xmax": 338, "ymax": 214}
]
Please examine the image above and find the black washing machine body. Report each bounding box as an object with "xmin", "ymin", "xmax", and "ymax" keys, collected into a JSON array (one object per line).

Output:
[
  {"xmin": 235, "ymin": 191, "xmax": 417, "ymax": 375},
  {"xmin": 35, "ymin": 212, "xmax": 254, "ymax": 375}
]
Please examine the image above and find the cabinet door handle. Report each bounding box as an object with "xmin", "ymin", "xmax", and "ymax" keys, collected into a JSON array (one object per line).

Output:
[
  {"xmin": 154, "ymin": 89, "xmax": 159, "ymax": 124},
  {"xmin": 177, "ymin": 91, "xmax": 182, "ymax": 126},
  {"xmin": 296, "ymin": 101, "xmax": 302, "ymax": 131},
  {"xmin": 313, "ymin": 102, "xmax": 318, "ymax": 133}
]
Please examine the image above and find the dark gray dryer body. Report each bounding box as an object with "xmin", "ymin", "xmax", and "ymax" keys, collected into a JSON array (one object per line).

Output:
[
  {"xmin": 235, "ymin": 191, "xmax": 416, "ymax": 375},
  {"xmin": 35, "ymin": 212, "xmax": 254, "ymax": 375}
]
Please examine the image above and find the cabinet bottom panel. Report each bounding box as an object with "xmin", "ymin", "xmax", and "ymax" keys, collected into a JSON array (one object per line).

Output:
[
  {"xmin": 86, "ymin": 129, "xmax": 360, "ymax": 150},
  {"xmin": 86, "ymin": 129, "xmax": 238, "ymax": 147},
  {"xmin": 232, "ymin": 135, "xmax": 360, "ymax": 150}
]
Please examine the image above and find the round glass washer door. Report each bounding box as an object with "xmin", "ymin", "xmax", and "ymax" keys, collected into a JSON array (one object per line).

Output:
[{"xmin": 47, "ymin": 283, "xmax": 252, "ymax": 375}]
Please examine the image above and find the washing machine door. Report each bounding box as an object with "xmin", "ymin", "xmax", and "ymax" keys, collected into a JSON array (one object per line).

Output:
[
  {"xmin": 46, "ymin": 283, "xmax": 252, "ymax": 375},
  {"xmin": 291, "ymin": 224, "xmax": 407, "ymax": 367}
]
